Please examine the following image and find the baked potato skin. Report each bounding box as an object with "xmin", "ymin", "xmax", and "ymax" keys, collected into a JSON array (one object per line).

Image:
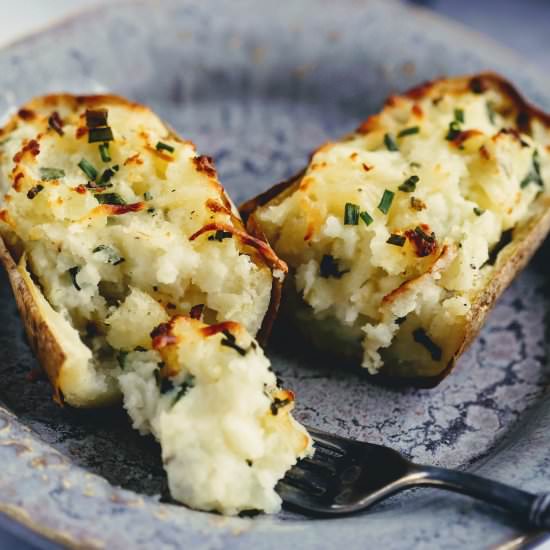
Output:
[
  {"xmin": 0, "ymin": 93, "xmax": 285, "ymax": 406},
  {"xmin": 241, "ymin": 72, "xmax": 550, "ymax": 386},
  {"xmin": 0, "ymin": 238, "xmax": 65, "ymax": 403}
]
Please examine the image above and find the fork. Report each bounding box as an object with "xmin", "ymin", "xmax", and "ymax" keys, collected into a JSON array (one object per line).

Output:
[{"xmin": 277, "ymin": 426, "xmax": 550, "ymax": 528}]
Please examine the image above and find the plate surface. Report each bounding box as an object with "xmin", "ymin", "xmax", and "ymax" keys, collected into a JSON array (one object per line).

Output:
[{"xmin": 0, "ymin": 1, "xmax": 550, "ymax": 548}]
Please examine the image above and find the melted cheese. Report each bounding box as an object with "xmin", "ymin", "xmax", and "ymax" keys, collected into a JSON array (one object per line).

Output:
[
  {"xmin": 0, "ymin": 95, "xmax": 275, "ymax": 404},
  {"xmin": 253, "ymin": 80, "xmax": 550, "ymax": 376}
]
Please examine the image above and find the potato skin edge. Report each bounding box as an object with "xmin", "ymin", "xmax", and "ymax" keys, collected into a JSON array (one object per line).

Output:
[{"xmin": 0, "ymin": 235, "xmax": 65, "ymax": 404}]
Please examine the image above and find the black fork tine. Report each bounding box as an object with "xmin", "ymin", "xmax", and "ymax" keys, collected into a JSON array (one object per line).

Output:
[
  {"xmin": 298, "ymin": 456, "xmax": 338, "ymax": 475},
  {"xmin": 306, "ymin": 426, "xmax": 349, "ymax": 451}
]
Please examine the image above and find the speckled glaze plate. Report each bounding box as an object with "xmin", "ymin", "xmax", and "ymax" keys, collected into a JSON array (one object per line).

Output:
[{"xmin": 1, "ymin": 1, "xmax": 550, "ymax": 548}]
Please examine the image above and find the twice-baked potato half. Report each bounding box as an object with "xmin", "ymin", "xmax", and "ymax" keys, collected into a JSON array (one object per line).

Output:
[
  {"xmin": 119, "ymin": 315, "xmax": 313, "ymax": 515},
  {"xmin": 241, "ymin": 73, "xmax": 550, "ymax": 385},
  {"xmin": 0, "ymin": 94, "xmax": 286, "ymax": 406}
]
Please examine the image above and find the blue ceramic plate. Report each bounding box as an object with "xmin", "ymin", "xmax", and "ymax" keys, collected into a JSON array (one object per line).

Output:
[{"xmin": 1, "ymin": 1, "xmax": 550, "ymax": 548}]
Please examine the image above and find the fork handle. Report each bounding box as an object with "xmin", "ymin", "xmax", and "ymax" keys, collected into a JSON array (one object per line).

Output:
[{"xmin": 413, "ymin": 465, "xmax": 550, "ymax": 529}]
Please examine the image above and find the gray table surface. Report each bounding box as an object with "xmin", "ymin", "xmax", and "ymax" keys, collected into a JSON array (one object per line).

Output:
[{"xmin": 0, "ymin": 0, "xmax": 549, "ymax": 548}]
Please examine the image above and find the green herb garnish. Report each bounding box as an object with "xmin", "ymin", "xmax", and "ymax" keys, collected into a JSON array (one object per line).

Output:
[
  {"xmin": 95, "ymin": 193, "xmax": 126, "ymax": 205},
  {"xmin": 155, "ymin": 366, "xmax": 175, "ymax": 394},
  {"xmin": 413, "ymin": 328, "xmax": 442, "ymax": 361},
  {"xmin": 398, "ymin": 175, "xmax": 419, "ymax": 192},
  {"xmin": 172, "ymin": 377, "xmax": 195, "ymax": 406},
  {"xmin": 208, "ymin": 230, "xmax": 233, "ymax": 242},
  {"xmin": 319, "ymin": 254, "xmax": 347, "ymax": 279},
  {"xmin": 98, "ymin": 168, "xmax": 116, "ymax": 186},
  {"xmin": 40, "ymin": 167, "xmax": 65, "ymax": 181},
  {"xmin": 92, "ymin": 244, "xmax": 125, "ymax": 265},
  {"xmin": 397, "ymin": 126, "xmax": 419, "ymax": 138},
  {"xmin": 410, "ymin": 161, "xmax": 422, "ymax": 169},
  {"xmin": 88, "ymin": 127, "xmax": 114, "ymax": 143},
  {"xmin": 78, "ymin": 159, "xmax": 98, "ymax": 181},
  {"xmin": 445, "ymin": 120, "xmax": 462, "ymax": 141},
  {"xmin": 384, "ymin": 133, "xmax": 399, "ymax": 152},
  {"xmin": 85, "ymin": 109, "xmax": 108, "ymax": 128},
  {"xmin": 68, "ymin": 266, "xmax": 81, "ymax": 291},
  {"xmin": 486, "ymin": 101, "xmax": 496, "ymax": 125},
  {"xmin": 144, "ymin": 192, "xmax": 153, "ymax": 201},
  {"xmin": 360, "ymin": 211, "xmax": 373, "ymax": 226},
  {"xmin": 99, "ymin": 142, "xmax": 111, "ymax": 162},
  {"xmin": 27, "ymin": 184, "xmax": 44, "ymax": 200},
  {"xmin": 387, "ymin": 233, "xmax": 406, "ymax": 247},
  {"xmin": 473, "ymin": 207, "xmax": 485, "ymax": 216},
  {"xmin": 377, "ymin": 189, "xmax": 394, "ymax": 214},
  {"xmin": 520, "ymin": 150, "xmax": 544, "ymax": 189},
  {"xmin": 454, "ymin": 108, "xmax": 465, "ymax": 124},
  {"xmin": 344, "ymin": 202, "xmax": 360, "ymax": 225},
  {"xmin": 156, "ymin": 141, "xmax": 175, "ymax": 153},
  {"xmin": 117, "ymin": 351, "xmax": 128, "ymax": 369},
  {"xmin": 221, "ymin": 330, "xmax": 248, "ymax": 356}
]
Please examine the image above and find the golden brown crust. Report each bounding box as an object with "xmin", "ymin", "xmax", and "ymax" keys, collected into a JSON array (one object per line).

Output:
[
  {"xmin": 0, "ymin": 93, "xmax": 286, "ymax": 404},
  {"xmin": 240, "ymin": 72, "xmax": 550, "ymax": 385},
  {"xmin": 0, "ymin": 237, "xmax": 64, "ymax": 403}
]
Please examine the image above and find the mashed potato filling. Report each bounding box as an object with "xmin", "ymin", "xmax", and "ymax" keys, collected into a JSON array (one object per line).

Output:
[
  {"xmin": 119, "ymin": 316, "xmax": 313, "ymax": 515},
  {"xmin": 253, "ymin": 79, "xmax": 550, "ymax": 377},
  {"xmin": 0, "ymin": 95, "xmax": 276, "ymax": 403}
]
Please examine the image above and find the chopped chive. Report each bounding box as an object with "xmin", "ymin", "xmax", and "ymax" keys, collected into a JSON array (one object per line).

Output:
[
  {"xmin": 387, "ymin": 233, "xmax": 406, "ymax": 247},
  {"xmin": 92, "ymin": 244, "xmax": 125, "ymax": 265},
  {"xmin": 344, "ymin": 202, "xmax": 360, "ymax": 225},
  {"xmin": 473, "ymin": 207, "xmax": 485, "ymax": 216},
  {"xmin": 410, "ymin": 161, "xmax": 422, "ymax": 169},
  {"xmin": 117, "ymin": 351, "xmax": 128, "ymax": 369},
  {"xmin": 99, "ymin": 142, "xmax": 111, "ymax": 162},
  {"xmin": 78, "ymin": 159, "xmax": 98, "ymax": 181},
  {"xmin": 156, "ymin": 141, "xmax": 175, "ymax": 153},
  {"xmin": 68, "ymin": 266, "xmax": 81, "ymax": 291},
  {"xmin": 88, "ymin": 126, "xmax": 114, "ymax": 143},
  {"xmin": 156, "ymin": 369, "xmax": 175, "ymax": 394},
  {"xmin": 112, "ymin": 164, "xmax": 120, "ymax": 172},
  {"xmin": 27, "ymin": 184, "xmax": 44, "ymax": 200},
  {"xmin": 85, "ymin": 109, "xmax": 108, "ymax": 128},
  {"xmin": 319, "ymin": 254, "xmax": 347, "ymax": 279},
  {"xmin": 40, "ymin": 167, "xmax": 65, "ymax": 181},
  {"xmin": 98, "ymin": 168, "xmax": 116, "ymax": 185},
  {"xmin": 95, "ymin": 193, "xmax": 126, "ymax": 205},
  {"xmin": 520, "ymin": 150, "xmax": 544, "ymax": 189},
  {"xmin": 377, "ymin": 189, "xmax": 394, "ymax": 214},
  {"xmin": 413, "ymin": 328, "xmax": 442, "ymax": 361},
  {"xmin": 454, "ymin": 108, "xmax": 465, "ymax": 124},
  {"xmin": 172, "ymin": 377, "xmax": 195, "ymax": 406},
  {"xmin": 221, "ymin": 330, "xmax": 248, "ymax": 356},
  {"xmin": 445, "ymin": 120, "xmax": 461, "ymax": 141},
  {"xmin": 208, "ymin": 230, "xmax": 233, "ymax": 242},
  {"xmin": 398, "ymin": 175, "xmax": 419, "ymax": 193},
  {"xmin": 147, "ymin": 207, "xmax": 156, "ymax": 214},
  {"xmin": 486, "ymin": 101, "xmax": 497, "ymax": 125},
  {"xmin": 383, "ymin": 133, "xmax": 399, "ymax": 152},
  {"xmin": 144, "ymin": 192, "xmax": 153, "ymax": 201},
  {"xmin": 397, "ymin": 126, "xmax": 419, "ymax": 138},
  {"xmin": 360, "ymin": 211, "xmax": 373, "ymax": 226}
]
